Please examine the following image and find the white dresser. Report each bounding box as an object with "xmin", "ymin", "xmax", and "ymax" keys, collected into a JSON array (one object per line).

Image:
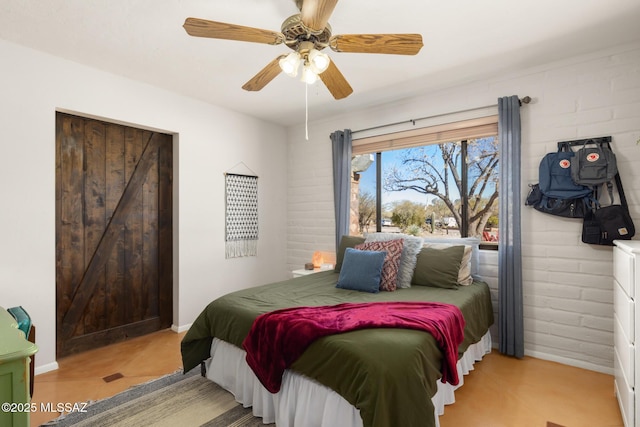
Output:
[{"xmin": 613, "ymin": 240, "xmax": 640, "ymax": 427}]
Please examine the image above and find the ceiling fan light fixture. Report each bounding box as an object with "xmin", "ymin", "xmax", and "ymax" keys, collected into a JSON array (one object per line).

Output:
[
  {"xmin": 184, "ymin": 10, "xmax": 423, "ymax": 100},
  {"xmin": 279, "ymin": 52, "xmax": 301, "ymax": 77},
  {"xmin": 300, "ymin": 63, "xmax": 318, "ymax": 85},
  {"xmin": 308, "ymin": 49, "xmax": 330, "ymax": 74}
]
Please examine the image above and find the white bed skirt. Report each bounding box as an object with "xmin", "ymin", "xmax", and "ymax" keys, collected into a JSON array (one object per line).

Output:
[{"xmin": 205, "ymin": 332, "xmax": 492, "ymax": 427}]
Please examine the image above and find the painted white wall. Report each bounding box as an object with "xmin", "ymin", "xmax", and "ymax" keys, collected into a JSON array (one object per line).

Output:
[
  {"xmin": 0, "ymin": 39, "xmax": 288, "ymax": 373},
  {"xmin": 286, "ymin": 41, "xmax": 640, "ymax": 374}
]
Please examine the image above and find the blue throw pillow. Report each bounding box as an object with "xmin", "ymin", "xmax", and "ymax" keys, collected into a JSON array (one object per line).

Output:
[{"xmin": 336, "ymin": 248, "xmax": 386, "ymax": 293}]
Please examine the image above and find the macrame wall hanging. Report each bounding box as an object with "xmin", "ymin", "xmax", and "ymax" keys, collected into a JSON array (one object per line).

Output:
[{"xmin": 224, "ymin": 164, "xmax": 259, "ymax": 259}]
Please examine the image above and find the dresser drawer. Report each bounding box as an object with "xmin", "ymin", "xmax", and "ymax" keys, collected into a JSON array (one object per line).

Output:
[
  {"xmin": 615, "ymin": 347, "xmax": 635, "ymax": 427},
  {"xmin": 614, "ymin": 246, "xmax": 634, "ymax": 299},
  {"xmin": 615, "ymin": 279, "xmax": 635, "ymax": 343},
  {"xmin": 615, "ymin": 315, "xmax": 635, "ymax": 383}
]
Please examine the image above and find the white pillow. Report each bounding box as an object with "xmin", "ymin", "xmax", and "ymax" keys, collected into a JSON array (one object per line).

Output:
[
  {"xmin": 421, "ymin": 237, "xmax": 481, "ymax": 279},
  {"xmin": 423, "ymin": 243, "xmax": 472, "ymax": 286},
  {"xmin": 365, "ymin": 233, "xmax": 424, "ymax": 289}
]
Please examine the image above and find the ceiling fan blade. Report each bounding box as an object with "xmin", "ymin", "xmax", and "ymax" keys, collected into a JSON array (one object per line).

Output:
[
  {"xmin": 330, "ymin": 34, "xmax": 423, "ymax": 55},
  {"xmin": 319, "ymin": 60, "xmax": 353, "ymax": 100},
  {"xmin": 242, "ymin": 56, "xmax": 285, "ymax": 92},
  {"xmin": 183, "ymin": 17, "xmax": 284, "ymax": 45},
  {"xmin": 300, "ymin": 0, "xmax": 339, "ymax": 32}
]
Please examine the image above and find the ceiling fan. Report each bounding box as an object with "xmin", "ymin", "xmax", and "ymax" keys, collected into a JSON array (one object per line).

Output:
[{"xmin": 183, "ymin": 0, "xmax": 423, "ymax": 100}]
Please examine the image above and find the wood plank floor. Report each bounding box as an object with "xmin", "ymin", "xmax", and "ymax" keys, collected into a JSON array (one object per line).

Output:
[{"xmin": 30, "ymin": 329, "xmax": 623, "ymax": 427}]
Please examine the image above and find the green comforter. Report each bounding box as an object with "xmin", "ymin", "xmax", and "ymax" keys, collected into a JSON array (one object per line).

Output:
[{"xmin": 181, "ymin": 271, "xmax": 494, "ymax": 427}]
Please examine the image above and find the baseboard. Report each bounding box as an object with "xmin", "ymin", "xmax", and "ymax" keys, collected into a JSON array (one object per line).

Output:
[
  {"xmin": 171, "ymin": 323, "xmax": 192, "ymax": 333},
  {"xmin": 35, "ymin": 361, "xmax": 59, "ymax": 375},
  {"xmin": 525, "ymin": 349, "xmax": 613, "ymax": 375},
  {"xmin": 489, "ymin": 343, "xmax": 612, "ymax": 376}
]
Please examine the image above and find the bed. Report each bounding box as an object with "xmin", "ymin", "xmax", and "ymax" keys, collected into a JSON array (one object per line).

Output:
[{"xmin": 181, "ymin": 235, "xmax": 495, "ymax": 427}]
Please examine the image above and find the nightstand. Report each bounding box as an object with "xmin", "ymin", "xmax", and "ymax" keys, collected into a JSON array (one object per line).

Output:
[{"xmin": 292, "ymin": 268, "xmax": 322, "ymax": 278}]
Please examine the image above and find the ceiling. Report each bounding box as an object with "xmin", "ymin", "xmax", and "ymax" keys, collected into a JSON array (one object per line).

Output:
[{"xmin": 1, "ymin": 0, "xmax": 639, "ymax": 127}]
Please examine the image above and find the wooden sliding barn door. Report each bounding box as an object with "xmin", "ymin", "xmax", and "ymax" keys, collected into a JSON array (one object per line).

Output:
[{"xmin": 55, "ymin": 112, "xmax": 173, "ymax": 357}]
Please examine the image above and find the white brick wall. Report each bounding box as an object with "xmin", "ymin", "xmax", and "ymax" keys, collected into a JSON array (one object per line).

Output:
[
  {"xmin": 287, "ymin": 139, "xmax": 337, "ymax": 271},
  {"xmin": 286, "ymin": 41, "xmax": 640, "ymax": 373}
]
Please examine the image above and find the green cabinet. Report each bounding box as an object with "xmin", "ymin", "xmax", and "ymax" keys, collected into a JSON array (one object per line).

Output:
[{"xmin": 0, "ymin": 308, "xmax": 38, "ymax": 427}]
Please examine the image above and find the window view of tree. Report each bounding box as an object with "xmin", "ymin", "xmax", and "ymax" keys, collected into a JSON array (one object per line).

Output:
[
  {"xmin": 389, "ymin": 200, "xmax": 426, "ymax": 234},
  {"xmin": 352, "ymin": 137, "xmax": 499, "ymax": 245},
  {"xmin": 357, "ymin": 191, "xmax": 376, "ymax": 234}
]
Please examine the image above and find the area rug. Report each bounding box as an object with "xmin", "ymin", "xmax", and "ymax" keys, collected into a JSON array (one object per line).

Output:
[{"xmin": 43, "ymin": 368, "xmax": 271, "ymax": 427}]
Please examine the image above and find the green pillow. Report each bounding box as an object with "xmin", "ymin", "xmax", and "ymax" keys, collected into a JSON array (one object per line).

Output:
[
  {"xmin": 411, "ymin": 245, "xmax": 465, "ymax": 289},
  {"xmin": 334, "ymin": 235, "xmax": 366, "ymax": 272}
]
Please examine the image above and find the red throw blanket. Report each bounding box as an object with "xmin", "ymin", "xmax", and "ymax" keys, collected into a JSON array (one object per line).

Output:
[{"xmin": 242, "ymin": 301, "xmax": 465, "ymax": 393}]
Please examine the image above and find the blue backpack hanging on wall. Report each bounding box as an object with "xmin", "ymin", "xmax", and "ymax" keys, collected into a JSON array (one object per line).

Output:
[
  {"xmin": 525, "ymin": 142, "xmax": 595, "ymax": 218},
  {"xmin": 538, "ymin": 143, "xmax": 593, "ymax": 199}
]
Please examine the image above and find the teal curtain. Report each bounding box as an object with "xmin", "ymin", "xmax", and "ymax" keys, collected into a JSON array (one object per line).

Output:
[
  {"xmin": 498, "ymin": 96, "xmax": 524, "ymax": 358},
  {"xmin": 331, "ymin": 130, "xmax": 352, "ymax": 252}
]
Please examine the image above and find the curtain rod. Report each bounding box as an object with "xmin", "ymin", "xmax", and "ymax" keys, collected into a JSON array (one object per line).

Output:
[{"xmin": 352, "ymin": 96, "xmax": 531, "ymax": 135}]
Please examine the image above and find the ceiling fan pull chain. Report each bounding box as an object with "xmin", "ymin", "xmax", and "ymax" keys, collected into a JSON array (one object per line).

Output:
[{"xmin": 305, "ymin": 83, "xmax": 309, "ymax": 141}]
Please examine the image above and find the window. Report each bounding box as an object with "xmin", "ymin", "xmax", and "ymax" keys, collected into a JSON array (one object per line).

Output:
[{"xmin": 351, "ymin": 116, "xmax": 499, "ymax": 246}]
